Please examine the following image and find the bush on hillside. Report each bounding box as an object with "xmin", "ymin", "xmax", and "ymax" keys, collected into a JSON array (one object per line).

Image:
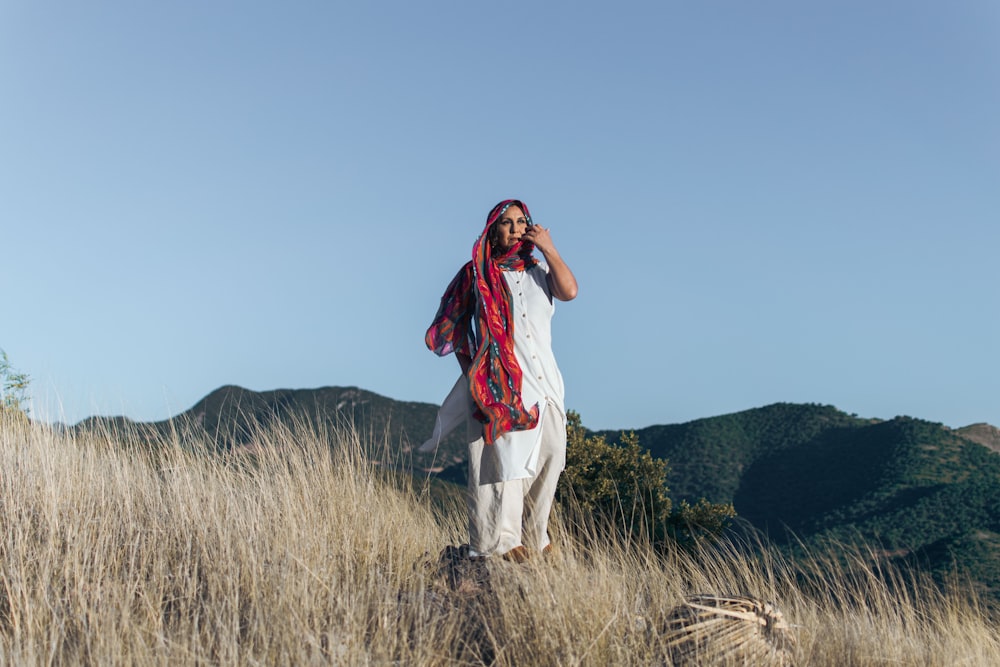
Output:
[
  {"xmin": 1, "ymin": 348, "xmax": 30, "ymax": 419},
  {"xmin": 558, "ymin": 411, "xmax": 735, "ymax": 549}
]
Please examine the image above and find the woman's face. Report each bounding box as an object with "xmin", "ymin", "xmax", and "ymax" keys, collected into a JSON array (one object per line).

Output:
[{"xmin": 492, "ymin": 205, "xmax": 529, "ymax": 250}]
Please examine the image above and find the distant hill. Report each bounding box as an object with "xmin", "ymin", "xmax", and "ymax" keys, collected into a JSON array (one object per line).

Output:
[
  {"xmin": 73, "ymin": 385, "xmax": 468, "ymax": 475},
  {"xmin": 76, "ymin": 388, "xmax": 1000, "ymax": 597},
  {"xmin": 593, "ymin": 404, "xmax": 1000, "ymax": 597},
  {"xmin": 955, "ymin": 423, "xmax": 1000, "ymax": 454},
  {"xmin": 593, "ymin": 403, "xmax": 872, "ymax": 504}
]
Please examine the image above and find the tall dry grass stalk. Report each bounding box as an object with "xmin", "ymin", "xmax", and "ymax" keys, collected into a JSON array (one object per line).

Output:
[{"xmin": 1, "ymin": 410, "xmax": 998, "ymax": 665}]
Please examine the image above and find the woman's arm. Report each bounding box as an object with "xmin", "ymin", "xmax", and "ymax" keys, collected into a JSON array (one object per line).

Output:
[{"xmin": 523, "ymin": 225, "xmax": 578, "ymax": 301}]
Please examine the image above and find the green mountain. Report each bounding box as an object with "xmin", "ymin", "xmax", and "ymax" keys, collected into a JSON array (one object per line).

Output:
[
  {"xmin": 593, "ymin": 403, "xmax": 1000, "ymax": 596},
  {"xmin": 594, "ymin": 403, "xmax": 869, "ymax": 504},
  {"xmin": 73, "ymin": 385, "xmax": 469, "ymax": 475},
  {"xmin": 75, "ymin": 390, "xmax": 1000, "ymax": 596},
  {"xmin": 955, "ymin": 422, "xmax": 1000, "ymax": 454}
]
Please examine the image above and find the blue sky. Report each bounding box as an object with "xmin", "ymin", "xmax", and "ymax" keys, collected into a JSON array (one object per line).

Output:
[{"xmin": 2, "ymin": 1, "xmax": 998, "ymax": 430}]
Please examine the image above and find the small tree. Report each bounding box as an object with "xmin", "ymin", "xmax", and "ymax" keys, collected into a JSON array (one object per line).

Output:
[
  {"xmin": 667, "ymin": 497, "xmax": 736, "ymax": 547},
  {"xmin": 559, "ymin": 410, "xmax": 735, "ymax": 549},
  {"xmin": 559, "ymin": 411, "xmax": 672, "ymax": 543},
  {"xmin": 1, "ymin": 349, "xmax": 31, "ymax": 416}
]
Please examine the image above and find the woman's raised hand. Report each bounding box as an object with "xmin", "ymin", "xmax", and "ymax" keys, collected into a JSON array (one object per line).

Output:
[
  {"xmin": 525, "ymin": 225, "xmax": 578, "ymax": 301},
  {"xmin": 523, "ymin": 225, "xmax": 555, "ymax": 255}
]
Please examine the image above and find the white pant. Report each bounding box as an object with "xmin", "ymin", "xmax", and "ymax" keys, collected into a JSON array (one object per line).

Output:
[{"xmin": 466, "ymin": 406, "xmax": 566, "ymax": 556}]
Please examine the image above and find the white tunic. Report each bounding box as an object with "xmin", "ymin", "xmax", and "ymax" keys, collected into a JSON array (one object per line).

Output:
[{"xmin": 420, "ymin": 262, "xmax": 566, "ymax": 481}]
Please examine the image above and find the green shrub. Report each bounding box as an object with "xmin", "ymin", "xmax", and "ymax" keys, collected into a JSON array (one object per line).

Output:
[
  {"xmin": 1, "ymin": 348, "xmax": 30, "ymax": 416},
  {"xmin": 667, "ymin": 498, "xmax": 737, "ymax": 547},
  {"xmin": 559, "ymin": 411, "xmax": 735, "ymax": 549}
]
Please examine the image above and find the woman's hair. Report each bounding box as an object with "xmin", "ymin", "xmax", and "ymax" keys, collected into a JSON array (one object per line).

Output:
[{"xmin": 488, "ymin": 223, "xmax": 504, "ymax": 258}]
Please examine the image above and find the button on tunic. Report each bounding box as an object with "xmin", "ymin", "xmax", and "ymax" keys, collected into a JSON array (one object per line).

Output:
[
  {"xmin": 490, "ymin": 263, "xmax": 566, "ymax": 480},
  {"xmin": 419, "ymin": 262, "xmax": 566, "ymax": 481}
]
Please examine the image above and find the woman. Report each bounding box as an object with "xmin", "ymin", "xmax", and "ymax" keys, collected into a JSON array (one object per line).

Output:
[{"xmin": 423, "ymin": 199, "xmax": 578, "ymax": 561}]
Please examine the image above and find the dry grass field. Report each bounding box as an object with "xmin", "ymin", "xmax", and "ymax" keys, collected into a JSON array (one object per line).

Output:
[{"xmin": 1, "ymin": 410, "xmax": 998, "ymax": 665}]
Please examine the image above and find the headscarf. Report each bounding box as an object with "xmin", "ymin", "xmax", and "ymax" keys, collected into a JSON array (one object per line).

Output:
[{"xmin": 426, "ymin": 199, "xmax": 540, "ymax": 444}]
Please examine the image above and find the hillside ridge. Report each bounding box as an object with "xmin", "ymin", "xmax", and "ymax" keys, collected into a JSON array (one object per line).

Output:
[
  {"xmin": 955, "ymin": 422, "xmax": 1000, "ymax": 454},
  {"xmin": 72, "ymin": 386, "xmax": 1000, "ymax": 597}
]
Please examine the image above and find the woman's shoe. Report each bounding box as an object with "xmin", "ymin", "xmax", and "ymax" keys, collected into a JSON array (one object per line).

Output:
[{"xmin": 501, "ymin": 545, "xmax": 530, "ymax": 563}]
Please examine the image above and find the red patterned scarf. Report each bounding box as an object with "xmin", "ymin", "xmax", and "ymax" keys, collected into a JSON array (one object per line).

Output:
[{"xmin": 426, "ymin": 200, "xmax": 540, "ymax": 444}]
